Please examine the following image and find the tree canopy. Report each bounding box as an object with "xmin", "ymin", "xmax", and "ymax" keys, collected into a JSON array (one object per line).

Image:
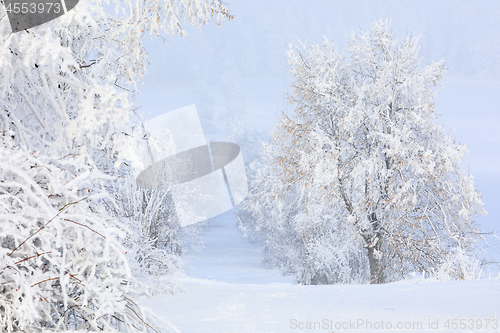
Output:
[{"xmin": 241, "ymin": 21, "xmax": 485, "ymax": 284}]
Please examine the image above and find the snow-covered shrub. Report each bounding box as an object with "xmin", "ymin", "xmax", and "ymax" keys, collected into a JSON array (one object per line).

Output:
[
  {"xmin": 106, "ymin": 175, "xmax": 210, "ymax": 296},
  {"xmin": 0, "ymin": 0, "xmax": 231, "ymax": 330},
  {"xmin": 433, "ymin": 247, "xmax": 483, "ymax": 281},
  {"xmin": 240, "ymin": 155, "xmax": 368, "ymax": 285},
  {"xmin": 109, "ymin": 176, "xmax": 184, "ymax": 275},
  {"xmin": 240, "ymin": 21, "xmax": 486, "ymax": 285},
  {"xmin": 0, "ymin": 144, "xmax": 157, "ymax": 332}
]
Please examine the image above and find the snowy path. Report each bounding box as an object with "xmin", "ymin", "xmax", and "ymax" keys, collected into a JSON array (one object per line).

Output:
[
  {"xmin": 140, "ymin": 210, "xmax": 500, "ymax": 333},
  {"xmin": 180, "ymin": 209, "xmax": 295, "ymax": 285}
]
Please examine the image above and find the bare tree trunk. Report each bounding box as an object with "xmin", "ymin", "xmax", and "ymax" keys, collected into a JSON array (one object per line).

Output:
[
  {"xmin": 366, "ymin": 212, "xmax": 383, "ymax": 284},
  {"xmin": 367, "ymin": 246, "xmax": 383, "ymax": 284}
]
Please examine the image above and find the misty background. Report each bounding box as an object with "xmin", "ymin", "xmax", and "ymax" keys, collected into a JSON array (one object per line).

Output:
[{"xmin": 137, "ymin": 0, "xmax": 500, "ymax": 270}]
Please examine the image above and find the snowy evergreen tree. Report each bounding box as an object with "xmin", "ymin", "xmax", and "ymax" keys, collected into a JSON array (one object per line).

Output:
[
  {"xmin": 0, "ymin": 0, "xmax": 231, "ymax": 331},
  {"xmin": 241, "ymin": 21, "xmax": 485, "ymax": 284}
]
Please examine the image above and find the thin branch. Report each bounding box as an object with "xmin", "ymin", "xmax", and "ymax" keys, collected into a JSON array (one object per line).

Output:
[
  {"xmin": 63, "ymin": 218, "xmax": 106, "ymax": 239},
  {"xmin": 14, "ymin": 251, "xmax": 51, "ymax": 265},
  {"xmin": 8, "ymin": 197, "xmax": 87, "ymax": 256},
  {"xmin": 31, "ymin": 274, "xmax": 77, "ymax": 287},
  {"xmin": 57, "ymin": 152, "xmax": 84, "ymax": 160},
  {"xmin": 114, "ymin": 79, "xmax": 131, "ymax": 92},
  {"xmin": 124, "ymin": 304, "xmax": 159, "ymax": 333},
  {"xmin": 79, "ymin": 61, "xmax": 96, "ymax": 69}
]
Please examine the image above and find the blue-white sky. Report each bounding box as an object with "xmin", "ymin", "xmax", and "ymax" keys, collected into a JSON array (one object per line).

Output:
[{"xmin": 138, "ymin": 0, "xmax": 500, "ymax": 268}]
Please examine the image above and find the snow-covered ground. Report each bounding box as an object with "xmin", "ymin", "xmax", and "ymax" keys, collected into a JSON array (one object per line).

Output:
[
  {"xmin": 141, "ymin": 209, "xmax": 500, "ymax": 333},
  {"xmin": 179, "ymin": 209, "xmax": 294, "ymax": 285}
]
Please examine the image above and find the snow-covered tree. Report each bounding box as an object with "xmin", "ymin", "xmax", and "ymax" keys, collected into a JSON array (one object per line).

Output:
[
  {"xmin": 239, "ymin": 152, "xmax": 369, "ymax": 285},
  {"xmin": 0, "ymin": 0, "xmax": 231, "ymax": 331},
  {"xmin": 241, "ymin": 21, "xmax": 485, "ymax": 284}
]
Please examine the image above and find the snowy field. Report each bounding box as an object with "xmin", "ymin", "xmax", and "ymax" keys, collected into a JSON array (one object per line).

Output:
[{"xmin": 140, "ymin": 209, "xmax": 500, "ymax": 333}]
